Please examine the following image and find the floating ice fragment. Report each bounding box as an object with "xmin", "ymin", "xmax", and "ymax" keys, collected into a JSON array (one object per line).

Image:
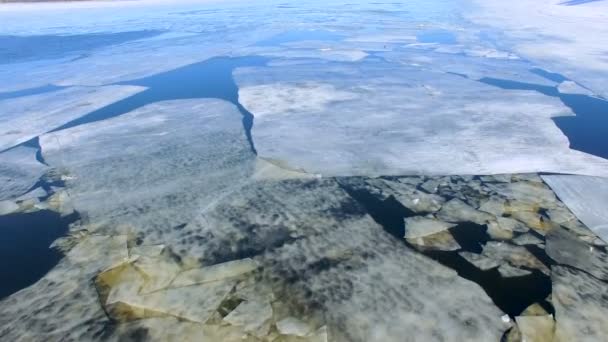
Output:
[
  {"xmin": 459, "ymin": 251, "xmax": 500, "ymax": 271},
  {"xmin": 497, "ymin": 264, "xmax": 532, "ymax": 278},
  {"xmin": 99, "ymin": 260, "xmax": 235, "ymax": 324},
  {"xmin": 276, "ymin": 317, "xmax": 312, "ymax": 337},
  {"xmin": 403, "ymin": 216, "xmax": 456, "ymax": 239},
  {"xmin": 408, "ymin": 230, "xmax": 461, "ymax": 252},
  {"xmin": 482, "ymin": 242, "xmax": 550, "ymax": 275},
  {"xmin": 171, "ymin": 258, "xmax": 259, "ymax": 288},
  {"xmin": 437, "ymin": 198, "xmax": 493, "ymax": 225},
  {"xmin": 223, "ymin": 300, "xmax": 273, "ymax": 336},
  {"xmin": 512, "ymin": 233, "xmax": 544, "ymax": 246}
]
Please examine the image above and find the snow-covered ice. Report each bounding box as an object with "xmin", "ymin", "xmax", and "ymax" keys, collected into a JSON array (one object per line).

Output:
[
  {"xmin": 469, "ymin": 0, "xmax": 608, "ymax": 98},
  {"xmin": 236, "ymin": 60, "xmax": 608, "ymax": 177}
]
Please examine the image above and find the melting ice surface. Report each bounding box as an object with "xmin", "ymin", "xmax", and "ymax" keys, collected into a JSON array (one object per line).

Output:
[{"xmin": 1, "ymin": 0, "xmax": 608, "ymax": 341}]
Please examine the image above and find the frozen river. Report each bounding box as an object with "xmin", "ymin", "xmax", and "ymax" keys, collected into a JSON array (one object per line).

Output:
[{"xmin": 0, "ymin": 0, "xmax": 607, "ymax": 341}]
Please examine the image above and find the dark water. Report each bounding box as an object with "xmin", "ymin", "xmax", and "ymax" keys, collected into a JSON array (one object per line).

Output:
[
  {"xmin": 479, "ymin": 76, "xmax": 608, "ymax": 159},
  {"xmin": 0, "ymin": 210, "xmax": 78, "ymax": 299},
  {"xmin": 0, "ymin": 30, "xmax": 163, "ymax": 64},
  {"xmin": 340, "ymin": 181, "xmax": 553, "ymax": 317},
  {"xmin": 51, "ymin": 56, "xmax": 268, "ymax": 154}
]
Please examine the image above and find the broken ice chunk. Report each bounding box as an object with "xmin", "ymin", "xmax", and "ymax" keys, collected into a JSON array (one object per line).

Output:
[
  {"xmin": 459, "ymin": 251, "xmax": 500, "ymax": 271},
  {"xmin": 133, "ymin": 254, "xmax": 182, "ymax": 294},
  {"xmin": 171, "ymin": 258, "xmax": 259, "ymax": 288},
  {"xmin": 419, "ymin": 178, "xmax": 441, "ymax": 193},
  {"xmin": 509, "ymin": 211, "xmax": 553, "ymax": 235},
  {"xmin": 482, "ymin": 241, "xmax": 550, "ymax": 275},
  {"xmin": 223, "ymin": 300, "xmax": 273, "ymax": 336},
  {"xmin": 407, "ymin": 230, "xmax": 461, "ymax": 251},
  {"xmin": 276, "ymin": 317, "xmax": 313, "ymax": 337},
  {"xmin": 498, "ymin": 264, "xmax": 532, "ymax": 278},
  {"xmin": 486, "ymin": 221, "xmax": 515, "ymax": 240},
  {"xmin": 403, "ymin": 216, "xmax": 456, "ymax": 239},
  {"xmin": 515, "ymin": 315, "xmax": 555, "ymax": 342},
  {"xmin": 479, "ymin": 197, "xmax": 506, "ymax": 217},
  {"xmin": 512, "ymin": 233, "xmax": 544, "ymax": 246},
  {"xmin": 546, "ymin": 226, "xmax": 608, "ymax": 281},
  {"xmin": 129, "ymin": 244, "xmax": 166, "ymax": 258},
  {"xmin": 99, "ymin": 261, "xmax": 235, "ymax": 323},
  {"xmin": 437, "ymin": 198, "xmax": 494, "ymax": 224},
  {"xmin": 487, "ymin": 181, "xmax": 558, "ymax": 209}
]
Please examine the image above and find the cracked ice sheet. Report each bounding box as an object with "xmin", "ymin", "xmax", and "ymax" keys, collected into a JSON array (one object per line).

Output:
[
  {"xmin": 379, "ymin": 49, "xmax": 558, "ymax": 87},
  {"xmin": 541, "ymin": 175, "xmax": 608, "ymax": 241},
  {"xmin": 0, "ymin": 145, "xmax": 47, "ymax": 201},
  {"xmin": 469, "ymin": 0, "xmax": 608, "ymax": 98},
  {"xmin": 0, "ymin": 85, "xmax": 145, "ymax": 151},
  {"xmin": 236, "ymin": 60, "xmax": 608, "ymax": 177},
  {"xmin": 39, "ymin": 99, "xmax": 255, "ymax": 259},
  {"xmin": 195, "ymin": 177, "xmax": 508, "ymax": 341}
]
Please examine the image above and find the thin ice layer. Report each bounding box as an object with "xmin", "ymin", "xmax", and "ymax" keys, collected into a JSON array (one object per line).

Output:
[
  {"xmin": 0, "ymin": 85, "xmax": 145, "ymax": 151},
  {"xmin": 541, "ymin": 175, "xmax": 608, "ymax": 241},
  {"xmin": 39, "ymin": 99, "xmax": 255, "ymax": 257},
  {"xmin": 0, "ymin": 145, "xmax": 47, "ymax": 201},
  {"xmin": 236, "ymin": 61, "xmax": 608, "ymax": 177}
]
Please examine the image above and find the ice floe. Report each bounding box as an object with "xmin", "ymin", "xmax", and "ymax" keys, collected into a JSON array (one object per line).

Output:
[
  {"xmin": 39, "ymin": 99, "xmax": 255, "ymax": 256},
  {"xmin": 236, "ymin": 60, "xmax": 608, "ymax": 177},
  {"xmin": 0, "ymin": 85, "xmax": 145, "ymax": 151},
  {"xmin": 542, "ymin": 175, "xmax": 608, "ymax": 241}
]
